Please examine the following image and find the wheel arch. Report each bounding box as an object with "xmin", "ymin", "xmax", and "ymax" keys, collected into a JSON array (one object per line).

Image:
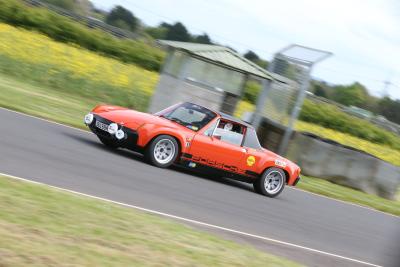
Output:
[
  {"xmin": 144, "ymin": 133, "xmax": 183, "ymax": 155},
  {"xmin": 136, "ymin": 124, "xmax": 187, "ymax": 153}
]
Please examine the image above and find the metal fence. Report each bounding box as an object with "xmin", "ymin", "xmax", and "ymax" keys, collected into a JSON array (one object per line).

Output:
[
  {"xmin": 306, "ymin": 93, "xmax": 400, "ymax": 135},
  {"xmin": 24, "ymin": 0, "xmax": 139, "ymax": 39}
]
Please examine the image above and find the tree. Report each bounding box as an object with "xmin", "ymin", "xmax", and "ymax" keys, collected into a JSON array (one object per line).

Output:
[
  {"xmin": 310, "ymin": 80, "xmax": 333, "ymax": 99},
  {"xmin": 145, "ymin": 26, "xmax": 168, "ymax": 39},
  {"xmin": 244, "ymin": 50, "xmax": 268, "ymax": 69},
  {"xmin": 314, "ymin": 84, "xmax": 327, "ymax": 98},
  {"xmin": 165, "ymin": 22, "xmax": 190, "ymax": 42},
  {"xmin": 332, "ymin": 82, "xmax": 368, "ymax": 107},
  {"xmin": 377, "ymin": 97, "xmax": 400, "ymax": 124},
  {"xmin": 243, "ymin": 80, "xmax": 262, "ymax": 104},
  {"xmin": 105, "ymin": 5, "xmax": 139, "ymax": 32},
  {"xmin": 160, "ymin": 22, "xmax": 172, "ymax": 28},
  {"xmin": 362, "ymin": 95, "xmax": 380, "ymax": 114},
  {"xmin": 244, "ymin": 50, "xmax": 260, "ymax": 62},
  {"xmin": 193, "ymin": 33, "xmax": 211, "ymax": 44},
  {"xmin": 254, "ymin": 59, "xmax": 268, "ymax": 69},
  {"xmin": 145, "ymin": 22, "xmax": 213, "ymax": 43}
]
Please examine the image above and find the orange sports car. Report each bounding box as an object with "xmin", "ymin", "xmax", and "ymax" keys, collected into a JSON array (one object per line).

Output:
[{"xmin": 84, "ymin": 102, "xmax": 300, "ymax": 197}]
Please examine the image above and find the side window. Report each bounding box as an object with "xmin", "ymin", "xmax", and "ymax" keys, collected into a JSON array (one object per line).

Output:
[
  {"xmin": 243, "ymin": 128, "xmax": 262, "ymax": 149},
  {"xmin": 214, "ymin": 120, "xmax": 244, "ymax": 146}
]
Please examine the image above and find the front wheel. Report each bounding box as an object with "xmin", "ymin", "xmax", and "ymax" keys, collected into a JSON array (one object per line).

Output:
[
  {"xmin": 253, "ymin": 167, "xmax": 286, "ymax": 198},
  {"xmin": 145, "ymin": 135, "xmax": 179, "ymax": 168}
]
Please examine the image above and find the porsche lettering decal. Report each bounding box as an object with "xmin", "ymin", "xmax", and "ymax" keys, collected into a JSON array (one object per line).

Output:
[
  {"xmin": 246, "ymin": 156, "xmax": 256, "ymax": 167},
  {"xmin": 191, "ymin": 155, "xmax": 246, "ymax": 174}
]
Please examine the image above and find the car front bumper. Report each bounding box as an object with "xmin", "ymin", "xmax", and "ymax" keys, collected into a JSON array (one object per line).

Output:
[
  {"xmin": 87, "ymin": 114, "xmax": 139, "ymax": 150},
  {"xmin": 293, "ymin": 176, "xmax": 301, "ymax": 186}
]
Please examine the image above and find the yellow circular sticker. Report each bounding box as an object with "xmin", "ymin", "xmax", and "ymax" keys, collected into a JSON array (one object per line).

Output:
[{"xmin": 246, "ymin": 156, "xmax": 256, "ymax": 166}]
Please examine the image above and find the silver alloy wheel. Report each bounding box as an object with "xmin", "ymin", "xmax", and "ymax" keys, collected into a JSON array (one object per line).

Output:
[
  {"xmin": 264, "ymin": 171, "xmax": 284, "ymax": 194},
  {"xmin": 153, "ymin": 138, "xmax": 176, "ymax": 165}
]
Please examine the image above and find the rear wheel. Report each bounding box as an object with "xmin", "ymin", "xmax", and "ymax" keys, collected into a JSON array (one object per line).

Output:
[
  {"xmin": 145, "ymin": 135, "xmax": 179, "ymax": 168},
  {"xmin": 98, "ymin": 136, "xmax": 119, "ymax": 149},
  {"xmin": 253, "ymin": 167, "xmax": 286, "ymax": 198}
]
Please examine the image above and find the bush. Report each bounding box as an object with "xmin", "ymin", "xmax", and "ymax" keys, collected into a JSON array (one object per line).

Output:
[
  {"xmin": 0, "ymin": 23, "xmax": 160, "ymax": 112},
  {"xmin": 243, "ymin": 80, "xmax": 262, "ymax": 104},
  {"xmin": 300, "ymin": 99, "xmax": 400, "ymax": 150},
  {"xmin": 0, "ymin": 0, "xmax": 164, "ymax": 71}
]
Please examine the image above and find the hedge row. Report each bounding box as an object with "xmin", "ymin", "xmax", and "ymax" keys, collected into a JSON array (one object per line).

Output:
[
  {"xmin": 300, "ymin": 99, "xmax": 400, "ymax": 150},
  {"xmin": 0, "ymin": 0, "xmax": 164, "ymax": 71}
]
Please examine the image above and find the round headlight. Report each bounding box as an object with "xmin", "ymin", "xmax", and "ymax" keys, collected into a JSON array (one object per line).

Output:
[
  {"xmin": 115, "ymin": 129, "xmax": 125, "ymax": 140},
  {"xmin": 84, "ymin": 113, "xmax": 94, "ymax": 125},
  {"xmin": 107, "ymin": 123, "xmax": 118, "ymax": 134}
]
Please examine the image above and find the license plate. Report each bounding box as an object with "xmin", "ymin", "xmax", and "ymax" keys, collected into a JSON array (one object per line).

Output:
[{"xmin": 95, "ymin": 120, "xmax": 108, "ymax": 131}]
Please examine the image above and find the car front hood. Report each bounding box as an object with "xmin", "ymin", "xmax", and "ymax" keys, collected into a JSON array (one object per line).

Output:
[{"xmin": 96, "ymin": 109, "xmax": 184, "ymax": 131}]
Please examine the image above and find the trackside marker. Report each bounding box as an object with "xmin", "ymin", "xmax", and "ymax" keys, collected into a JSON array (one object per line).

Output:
[{"xmin": 0, "ymin": 172, "xmax": 383, "ymax": 267}]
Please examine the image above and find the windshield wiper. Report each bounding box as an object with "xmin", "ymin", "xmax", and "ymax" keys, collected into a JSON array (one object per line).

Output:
[
  {"xmin": 169, "ymin": 117, "xmax": 185, "ymax": 125},
  {"xmin": 159, "ymin": 115, "xmax": 187, "ymax": 126}
]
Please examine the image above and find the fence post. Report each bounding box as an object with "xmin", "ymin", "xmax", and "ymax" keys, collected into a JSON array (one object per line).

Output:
[
  {"xmin": 278, "ymin": 66, "xmax": 312, "ymax": 155},
  {"xmin": 252, "ymin": 59, "xmax": 276, "ymax": 130}
]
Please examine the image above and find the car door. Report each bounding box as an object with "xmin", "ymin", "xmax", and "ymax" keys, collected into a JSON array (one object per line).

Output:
[
  {"xmin": 237, "ymin": 127, "xmax": 265, "ymax": 176},
  {"xmin": 188, "ymin": 119, "xmax": 246, "ymax": 173}
]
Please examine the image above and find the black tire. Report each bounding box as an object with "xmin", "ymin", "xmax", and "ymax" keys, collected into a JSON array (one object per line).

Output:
[
  {"xmin": 253, "ymin": 167, "xmax": 286, "ymax": 198},
  {"xmin": 98, "ymin": 136, "xmax": 119, "ymax": 149},
  {"xmin": 145, "ymin": 135, "xmax": 179, "ymax": 168}
]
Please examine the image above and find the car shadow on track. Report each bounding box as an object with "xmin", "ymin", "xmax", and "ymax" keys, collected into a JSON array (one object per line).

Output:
[
  {"xmin": 63, "ymin": 132, "xmax": 255, "ymax": 194},
  {"xmin": 170, "ymin": 165, "xmax": 255, "ymax": 193},
  {"xmin": 61, "ymin": 132, "xmax": 144, "ymax": 161}
]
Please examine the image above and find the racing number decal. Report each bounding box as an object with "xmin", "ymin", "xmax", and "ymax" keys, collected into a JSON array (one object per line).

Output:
[{"xmin": 246, "ymin": 155, "xmax": 256, "ymax": 166}]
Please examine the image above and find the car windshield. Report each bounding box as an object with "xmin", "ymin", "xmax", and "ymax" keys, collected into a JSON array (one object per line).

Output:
[{"xmin": 158, "ymin": 103, "xmax": 216, "ymax": 131}]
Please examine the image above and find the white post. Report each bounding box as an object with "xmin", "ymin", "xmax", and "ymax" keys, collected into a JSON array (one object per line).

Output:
[{"xmin": 278, "ymin": 66, "xmax": 312, "ymax": 155}]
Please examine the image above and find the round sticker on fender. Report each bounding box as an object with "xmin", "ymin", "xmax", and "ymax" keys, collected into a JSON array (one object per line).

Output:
[{"xmin": 247, "ymin": 156, "xmax": 256, "ymax": 166}]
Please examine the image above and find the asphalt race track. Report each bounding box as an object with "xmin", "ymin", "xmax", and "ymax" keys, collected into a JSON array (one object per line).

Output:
[{"xmin": 0, "ymin": 108, "xmax": 399, "ymax": 267}]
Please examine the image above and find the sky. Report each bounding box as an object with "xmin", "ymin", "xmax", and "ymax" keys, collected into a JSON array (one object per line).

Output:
[{"xmin": 91, "ymin": 0, "xmax": 400, "ymax": 99}]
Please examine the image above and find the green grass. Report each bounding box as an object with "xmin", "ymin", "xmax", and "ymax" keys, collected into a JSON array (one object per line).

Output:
[
  {"xmin": 0, "ymin": 73, "xmax": 94, "ymax": 129},
  {"xmin": 0, "ymin": 72, "xmax": 399, "ymax": 216},
  {"xmin": 298, "ymin": 176, "xmax": 400, "ymax": 216},
  {"xmin": 0, "ymin": 175, "xmax": 302, "ymax": 267}
]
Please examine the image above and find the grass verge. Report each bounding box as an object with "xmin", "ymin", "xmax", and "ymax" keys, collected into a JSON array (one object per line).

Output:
[
  {"xmin": 298, "ymin": 176, "xmax": 400, "ymax": 216},
  {"xmin": 0, "ymin": 74, "xmax": 95, "ymax": 129},
  {"xmin": 295, "ymin": 121, "xmax": 400, "ymax": 166},
  {"xmin": 0, "ymin": 175, "xmax": 302, "ymax": 267}
]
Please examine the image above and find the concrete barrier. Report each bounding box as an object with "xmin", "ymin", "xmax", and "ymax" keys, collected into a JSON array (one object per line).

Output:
[{"xmin": 287, "ymin": 132, "xmax": 400, "ymax": 200}]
